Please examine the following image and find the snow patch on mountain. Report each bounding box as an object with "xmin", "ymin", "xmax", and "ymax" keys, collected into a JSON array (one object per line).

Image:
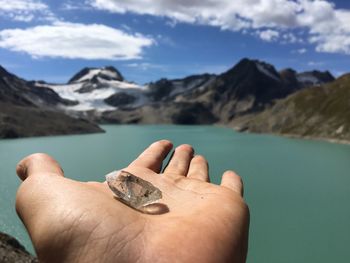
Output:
[
  {"xmin": 77, "ymin": 68, "xmax": 122, "ymax": 83},
  {"xmin": 75, "ymin": 69, "xmax": 101, "ymax": 83},
  {"xmin": 297, "ymin": 74, "xmax": 321, "ymax": 85},
  {"xmin": 255, "ymin": 62, "xmax": 281, "ymax": 81},
  {"xmin": 169, "ymin": 76, "xmax": 215, "ymax": 97},
  {"xmin": 44, "ymin": 80, "xmax": 146, "ymax": 112},
  {"xmin": 69, "ymin": 66, "xmax": 124, "ymax": 83},
  {"xmin": 97, "ymin": 78, "xmax": 143, "ymax": 89}
]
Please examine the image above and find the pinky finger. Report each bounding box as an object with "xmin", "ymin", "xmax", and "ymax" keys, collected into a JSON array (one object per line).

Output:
[{"xmin": 220, "ymin": 170, "xmax": 244, "ymax": 197}]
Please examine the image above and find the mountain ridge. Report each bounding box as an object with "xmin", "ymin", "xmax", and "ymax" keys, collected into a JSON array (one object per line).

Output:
[
  {"xmin": 231, "ymin": 73, "xmax": 350, "ymax": 142},
  {"xmin": 0, "ymin": 66, "xmax": 104, "ymax": 139},
  {"xmin": 1, "ymin": 58, "xmax": 344, "ymax": 142},
  {"xmin": 38, "ymin": 58, "xmax": 334, "ymax": 116}
]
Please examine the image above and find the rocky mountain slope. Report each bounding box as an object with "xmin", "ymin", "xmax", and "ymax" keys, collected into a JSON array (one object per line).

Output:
[
  {"xmin": 231, "ymin": 73, "xmax": 350, "ymax": 142},
  {"xmin": 0, "ymin": 58, "xmax": 339, "ymax": 139},
  {"xmin": 0, "ymin": 66, "xmax": 103, "ymax": 139},
  {"xmin": 98, "ymin": 59, "xmax": 335, "ymax": 124},
  {"xmin": 37, "ymin": 59, "xmax": 334, "ymax": 120}
]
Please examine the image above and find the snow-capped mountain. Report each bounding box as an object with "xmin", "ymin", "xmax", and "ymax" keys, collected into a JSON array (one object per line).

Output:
[
  {"xmin": 296, "ymin": 70, "xmax": 335, "ymax": 86},
  {"xmin": 36, "ymin": 66, "xmax": 217, "ymax": 112},
  {"xmin": 0, "ymin": 65, "xmax": 102, "ymax": 138},
  {"xmin": 31, "ymin": 59, "xmax": 336, "ymax": 121},
  {"xmin": 37, "ymin": 66, "xmax": 147, "ymax": 112},
  {"xmin": 280, "ymin": 68, "xmax": 335, "ymax": 89},
  {"xmin": 69, "ymin": 66, "xmax": 124, "ymax": 83}
]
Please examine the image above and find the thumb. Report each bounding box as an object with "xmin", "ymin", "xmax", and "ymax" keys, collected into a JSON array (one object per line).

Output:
[
  {"xmin": 15, "ymin": 153, "xmax": 66, "ymax": 236},
  {"xmin": 16, "ymin": 153, "xmax": 64, "ymax": 180}
]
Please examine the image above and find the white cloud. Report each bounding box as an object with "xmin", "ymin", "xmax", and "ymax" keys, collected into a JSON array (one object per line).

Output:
[
  {"xmin": 310, "ymin": 33, "xmax": 350, "ymax": 55},
  {"xmin": 295, "ymin": 48, "xmax": 307, "ymax": 54},
  {"xmin": 61, "ymin": 1, "xmax": 92, "ymax": 11},
  {"xmin": 88, "ymin": 0, "xmax": 350, "ymax": 55},
  {"xmin": 259, "ymin": 30, "xmax": 280, "ymax": 42},
  {"xmin": 0, "ymin": 22, "xmax": 154, "ymax": 60},
  {"xmin": 8, "ymin": 13, "xmax": 34, "ymax": 22},
  {"xmin": 0, "ymin": 0, "xmax": 55, "ymax": 22},
  {"xmin": 89, "ymin": 0, "xmax": 301, "ymax": 30},
  {"xmin": 296, "ymin": 0, "xmax": 350, "ymax": 54},
  {"xmin": 308, "ymin": 61, "xmax": 325, "ymax": 67},
  {"xmin": 0, "ymin": 0, "xmax": 47, "ymax": 12},
  {"xmin": 281, "ymin": 33, "xmax": 302, "ymax": 44},
  {"xmin": 126, "ymin": 62, "xmax": 167, "ymax": 71},
  {"xmin": 89, "ymin": 0, "xmax": 252, "ymax": 31}
]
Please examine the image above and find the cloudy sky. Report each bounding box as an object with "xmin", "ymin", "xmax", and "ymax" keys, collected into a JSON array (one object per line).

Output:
[{"xmin": 0, "ymin": 0, "xmax": 350, "ymax": 84}]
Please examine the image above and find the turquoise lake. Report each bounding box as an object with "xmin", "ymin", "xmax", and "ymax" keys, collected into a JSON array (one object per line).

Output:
[{"xmin": 1, "ymin": 125, "xmax": 350, "ymax": 262}]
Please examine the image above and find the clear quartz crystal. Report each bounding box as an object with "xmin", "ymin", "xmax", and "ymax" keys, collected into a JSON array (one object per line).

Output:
[{"xmin": 106, "ymin": 170, "xmax": 162, "ymax": 209}]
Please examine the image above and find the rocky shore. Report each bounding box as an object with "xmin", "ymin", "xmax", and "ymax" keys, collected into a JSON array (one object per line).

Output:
[{"xmin": 0, "ymin": 232, "xmax": 37, "ymax": 263}]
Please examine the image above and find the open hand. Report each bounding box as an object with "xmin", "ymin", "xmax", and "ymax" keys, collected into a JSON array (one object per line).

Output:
[{"xmin": 16, "ymin": 140, "xmax": 249, "ymax": 263}]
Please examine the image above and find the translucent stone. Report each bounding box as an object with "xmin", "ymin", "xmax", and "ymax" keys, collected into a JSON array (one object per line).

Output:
[{"xmin": 106, "ymin": 170, "xmax": 162, "ymax": 209}]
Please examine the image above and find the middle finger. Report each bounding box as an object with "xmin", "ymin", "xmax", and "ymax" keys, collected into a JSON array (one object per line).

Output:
[{"xmin": 163, "ymin": 144, "xmax": 194, "ymax": 176}]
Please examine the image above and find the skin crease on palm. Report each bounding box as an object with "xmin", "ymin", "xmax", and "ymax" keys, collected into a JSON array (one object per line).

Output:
[{"xmin": 15, "ymin": 140, "xmax": 250, "ymax": 263}]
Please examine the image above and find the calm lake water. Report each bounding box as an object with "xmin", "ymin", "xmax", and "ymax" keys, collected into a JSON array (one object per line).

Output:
[{"xmin": 1, "ymin": 125, "xmax": 350, "ymax": 262}]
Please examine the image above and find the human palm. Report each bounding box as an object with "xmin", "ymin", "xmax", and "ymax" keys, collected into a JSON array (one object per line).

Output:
[{"xmin": 16, "ymin": 140, "xmax": 249, "ymax": 263}]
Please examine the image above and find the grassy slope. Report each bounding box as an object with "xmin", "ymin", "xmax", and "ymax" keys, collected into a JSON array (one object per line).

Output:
[{"xmin": 234, "ymin": 74, "xmax": 350, "ymax": 141}]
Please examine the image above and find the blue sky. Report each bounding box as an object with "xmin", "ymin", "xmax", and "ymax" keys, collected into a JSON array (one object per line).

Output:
[{"xmin": 0, "ymin": 0, "xmax": 350, "ymax": 84}]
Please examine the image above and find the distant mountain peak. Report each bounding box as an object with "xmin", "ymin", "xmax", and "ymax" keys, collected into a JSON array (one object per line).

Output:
[
  {"xmin": 223, "ymin": 58, "xmax": 281, "ymax": 82},
  {"xmin": 253, "ymin": 60, "xmax": 281, "ymax": 81},
  {"xmin": 0, "ymin": 64, "xmax": 7, "ymax": 72},
  {"xmin": 0, "ymin": 65, "xmax": 12, "ymax": 78},
  {"xmin": 68, "ymin": 66, "xmax": 124, "ymax": 84},
  {"xmin": 296, "ymin": 70, "xmax": 335, "ymax": 86},
  {"xmin": 280, "ymin": 68, "xmax": 297, "ymax": 74}
]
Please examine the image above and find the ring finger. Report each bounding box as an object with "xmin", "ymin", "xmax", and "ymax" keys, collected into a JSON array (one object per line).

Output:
[{"xmin": 187, "ymin": 155, "xmax": 210, "ymax": 182}]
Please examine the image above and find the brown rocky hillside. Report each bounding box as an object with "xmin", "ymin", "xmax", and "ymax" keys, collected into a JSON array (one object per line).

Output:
[{"xmin": 232, "ymin": 74, "xmax": 350, "ymax": 142}]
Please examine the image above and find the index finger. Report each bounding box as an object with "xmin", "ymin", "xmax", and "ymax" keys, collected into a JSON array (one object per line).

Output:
[{"xmin": 128, "ymin": 140, "xmax": 173, "ymax": 173}]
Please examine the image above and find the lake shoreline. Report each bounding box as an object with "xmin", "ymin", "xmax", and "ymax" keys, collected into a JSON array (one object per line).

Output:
[
  {"xmin": 214, "ymin": 123, "xmax": 350, "ymax": 146},
  {"xmin": 280, "ymin": 133, "xmax": 350, "ymax": 145},
  {"xmin": 1, "ymin": 123, "xmax": 349, "ymax": 146},
  {"xmin": 233, "ymin": 129, "xmax": 350, "ymax": 146}
]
